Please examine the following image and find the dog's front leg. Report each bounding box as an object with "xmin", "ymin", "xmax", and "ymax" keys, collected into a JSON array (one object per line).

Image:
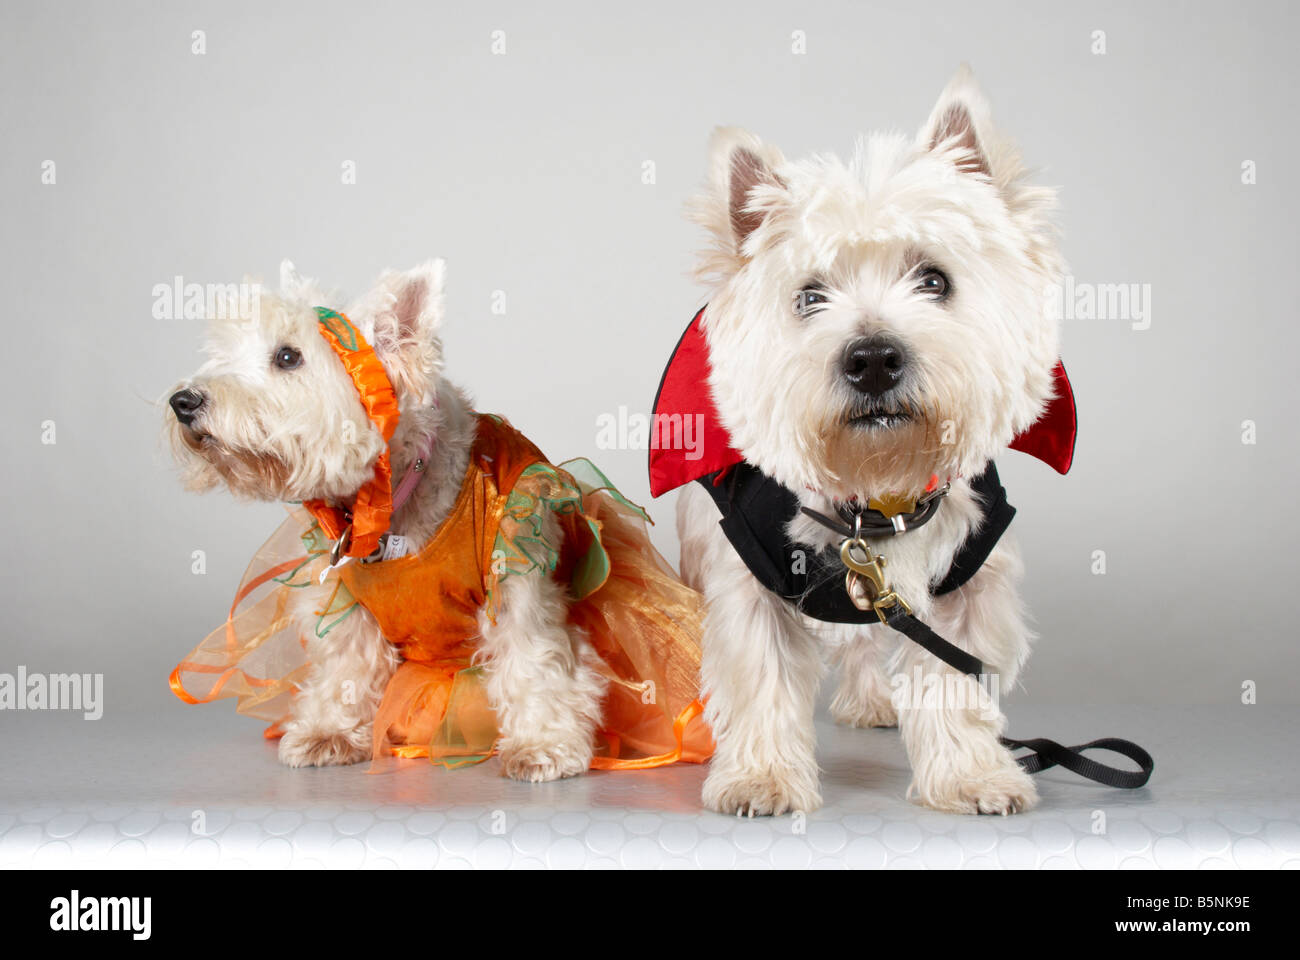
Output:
[
  {"xmin": 698, "ymin": 541, "xmax": 824, "ymax": 816},
  {"xmin": 830, "ymin": 625, "xmax": 901, "ymax": 728},
  {"xmin": 279, "ymin": 590, "xmax": 399, "ymax": 768},
  {"xmin": 896, "ymin": 538, "xmax": 1038, "ymax": 814},
  {"xmin": 478, "ymin": 509, "xmax": 607, "ymax": 783}
]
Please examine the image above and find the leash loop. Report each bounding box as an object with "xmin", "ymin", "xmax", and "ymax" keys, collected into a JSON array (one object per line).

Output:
[{"xmin": 999, "ymin": 735, "xmax": 1154, "ymax": 789}]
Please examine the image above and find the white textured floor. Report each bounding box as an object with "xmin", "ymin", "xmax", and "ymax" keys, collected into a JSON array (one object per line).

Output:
[{"xmin": 1, "ymin": 704, "xmax": 1295, "ymax": 869}]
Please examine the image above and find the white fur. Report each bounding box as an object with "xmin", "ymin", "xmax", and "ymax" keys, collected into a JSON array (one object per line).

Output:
[
  {"xmin": 167, "ymin": 261, "xmax": 605, "ymax": 780},
  {"xmin": 477, "ymin": 521, "xmax": 609, "ymax": 783},
  {"xmin": 681, "ymin": 66, "xmax": 1061, "ymax": 815}
]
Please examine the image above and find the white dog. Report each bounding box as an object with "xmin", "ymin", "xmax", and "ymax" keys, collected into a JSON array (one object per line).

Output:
[
  {"xmin": 166, "ymin": 262, "xmax": 610, "ymax": 781},
  {"xmin": 674, "ymin": 67, "xmax": 1067, "ymax": 815}
]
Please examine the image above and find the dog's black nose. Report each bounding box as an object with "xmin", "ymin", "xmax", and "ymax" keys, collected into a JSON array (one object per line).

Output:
[
  {"xmin": 169, "ymin": 388, "xmax": 205, "ymax": 426},
  {"xmin": 842, "ymin": 336, "xmax": 908, "ymax": 397}
]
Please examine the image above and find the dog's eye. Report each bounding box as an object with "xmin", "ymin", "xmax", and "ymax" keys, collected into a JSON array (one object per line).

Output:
[
  {"xmin": 273, "ymin": 346, "xmax": 303, "ymax": 371},
  {"xmin": 915, "ymin": 267, "xmax": 951, "ymax": 301},
  {"xmin": 793, "ymin": 285, "xmax": 829, "ymax": 318}
]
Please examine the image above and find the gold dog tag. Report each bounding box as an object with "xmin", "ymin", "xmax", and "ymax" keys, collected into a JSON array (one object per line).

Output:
[{"xmin": 866, "ymin": 493, "xmax": 917, "ymax": 518}]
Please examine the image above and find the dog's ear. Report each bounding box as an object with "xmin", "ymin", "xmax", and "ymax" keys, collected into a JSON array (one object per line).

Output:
[
  {"xmin": 279, "ymin": 259, "xmax": 315, "ymax": 301},
  {"xmin": 353, "ymin": 259, "xmax": 446, "ymax": 404},
  {"xmin": 920, "ymin": 64, "xmax": 995, "ymax": 179},
  {"xmin": 693, "ymin": 127, "xmax": 786, "ymax": 269}
]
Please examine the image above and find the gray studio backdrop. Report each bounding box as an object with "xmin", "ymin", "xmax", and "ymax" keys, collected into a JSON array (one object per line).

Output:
[{"xmin": 1, "ymin": 0, "xmax": 1296, "ymax": 724}]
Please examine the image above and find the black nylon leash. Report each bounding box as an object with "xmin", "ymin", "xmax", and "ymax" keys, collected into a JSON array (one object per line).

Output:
[
  {"xmin": 874, "ymin": 602, "xmax": 1154, "ymax": 788},
  {"xmin": 876, "ymin": 601, "xmax": 985, "ymax": 679},
  {"xmin": 1000, "ymin": 737, "xmax": 1154, "ymax": 789}
]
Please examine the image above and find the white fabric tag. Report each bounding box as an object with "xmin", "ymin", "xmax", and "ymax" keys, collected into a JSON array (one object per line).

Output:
[
  {"xmin": 378, "ymin": 534, "xmax": 411, "ymax": 561},
  {"xmin": 318, "ymin": 555, "xmax": 353, "ymax": 584}
]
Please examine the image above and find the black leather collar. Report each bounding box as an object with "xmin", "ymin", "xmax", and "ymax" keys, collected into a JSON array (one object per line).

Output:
[{"xmin": 799, "ymin": 483, "xmax": 950, "ymax": 540}]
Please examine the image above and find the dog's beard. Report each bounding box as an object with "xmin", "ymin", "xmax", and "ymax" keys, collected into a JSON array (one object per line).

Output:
[
  {"xmin": 819, "ymin": 395, "xmax": 952, "ymax": 498},
  {"xmin": 170, "ymin": 422, "xmax": 293, "ymax": 500}
]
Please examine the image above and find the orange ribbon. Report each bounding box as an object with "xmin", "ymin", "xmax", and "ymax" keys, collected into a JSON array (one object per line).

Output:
[
  {"xmin": 302, "ymin": 308, "xmax": 401, "ymax": 558},
  {"xmin": 168, "ymin": 555, "xmax": 309, "ymax": 704},
  {"xmin": 589, "ymin": 699, "xmax": 706, "ymax": 770}
]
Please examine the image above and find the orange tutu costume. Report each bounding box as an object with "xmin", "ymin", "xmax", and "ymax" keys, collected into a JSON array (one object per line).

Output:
[{"xmin": 169, "ymin": 308, "xmax": 713, "ymax": 771}]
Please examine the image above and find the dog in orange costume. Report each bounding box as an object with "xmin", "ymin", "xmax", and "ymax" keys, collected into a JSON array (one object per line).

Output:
[{"xmin": 165, "ymin": 260, "xmax": 711, "ymax": 780}]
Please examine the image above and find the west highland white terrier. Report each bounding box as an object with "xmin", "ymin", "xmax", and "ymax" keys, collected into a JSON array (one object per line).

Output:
[
  {"xmin": 668, "ymin": 67, "xmax": 1070, "ymax": 815},
  {"xmin": 165, "ymin": 261, "xmax": 711, "ymax": 780}
]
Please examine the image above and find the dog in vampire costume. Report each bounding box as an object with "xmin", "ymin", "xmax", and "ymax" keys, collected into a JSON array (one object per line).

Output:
[
  {"xmin": 654, "ymin": 67, "xmax": 1115, "ymax": 816},
  {"xmin": 165, "ymin": 260, "xmax": 711, "ymax": 778}
]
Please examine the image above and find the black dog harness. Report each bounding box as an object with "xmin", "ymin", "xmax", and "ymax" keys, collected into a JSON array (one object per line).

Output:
[
  {"xmin": 697, "ymin": 462, "xmax": 1154, "ymax": 790},
  {"xmin": 698, "ymin": 462, "xmax": 1015, "ymax": 622}
]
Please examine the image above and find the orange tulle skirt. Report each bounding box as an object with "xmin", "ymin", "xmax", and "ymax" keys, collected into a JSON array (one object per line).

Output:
[{"xmin": 170, "ymin": 461, "xmax": 713, "ymax": 773}]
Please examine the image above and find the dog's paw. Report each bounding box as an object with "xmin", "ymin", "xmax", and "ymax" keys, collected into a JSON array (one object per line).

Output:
[
  {"xmin": 277, "ymin": 727, "xmax": 369, "ymax": 768},
  {"xmin": 703, "ymin": 768, "xmax": 822, "ymax": 817},
  {"xmin": 830, "ymin": 695, "xmax": 898, "ymax": 729},
  {"xmin": 499, "ymin": 740, "xmax": 592, "ymax": 783},
  {"xmin": 912, "ymin": 760, "xmax": 1038, "ymax": 816}
]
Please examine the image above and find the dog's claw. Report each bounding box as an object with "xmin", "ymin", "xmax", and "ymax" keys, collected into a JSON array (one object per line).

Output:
[
  {"xmin": 704, "ymin": 769, "xmax": 822, "ymax": 818},
  {"xmin": 913, "ymin": 761, "xmax": 1038, "ymax": 816}
]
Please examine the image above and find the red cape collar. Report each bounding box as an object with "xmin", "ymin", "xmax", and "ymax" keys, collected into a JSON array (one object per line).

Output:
[{"xmin": 648, "ymin": 307, "xmax": 1076, "ymax": 498}]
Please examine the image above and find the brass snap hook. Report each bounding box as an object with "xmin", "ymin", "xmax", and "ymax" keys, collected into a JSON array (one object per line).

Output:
[
  {"xmin": 840, "ymin": 537, "xmax": 911, "ymax": 621},
  {"xmin": 328, "ymin": 523, "xmax": 353, "ymax": 567},
  {"xmin": 840, "ymin": 537, "xmax": 888, "ymax": 595}
]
